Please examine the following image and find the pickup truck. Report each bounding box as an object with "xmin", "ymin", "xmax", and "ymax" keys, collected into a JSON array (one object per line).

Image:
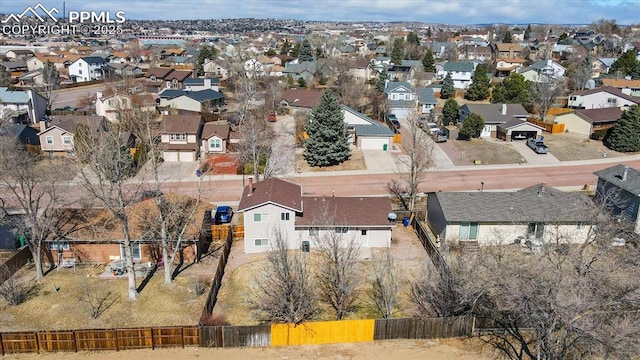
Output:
[{"xmin": 527, "ymin": 138, "xmax": 549, "ymax": 154}]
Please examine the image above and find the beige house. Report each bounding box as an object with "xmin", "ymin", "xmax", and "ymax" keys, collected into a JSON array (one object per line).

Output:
[
  {"xmin": 237, "ymin": 178, "xmax": 394, "ymax": 254},
  {"xmin": 426, "ymin": 184, "xmax": 594, "ymax": 248},
  {"xmin": 554, "ymin": 108, "xmax": 623, "ymax": 138},
  {"xmin": 38, "ymin": 115, "xmax": 109, "ymax": 156},
  {"xmin": 200, "ymin": 122, "xmax": 230, "ymax": 154},
  {"xmin": 159, "ymin": 114, "xmax": 203, "ymax": 162}
]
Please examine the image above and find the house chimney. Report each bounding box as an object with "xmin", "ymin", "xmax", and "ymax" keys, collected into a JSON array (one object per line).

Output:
[
  {"xmin": 247, "ymin": 176, "xmax": 254, "ymax": 192},
  {"xmin": 39, "ymin": 120, "xmax": 47, "ymax": 132},
  {"xmin": 622, "ymin": 166, "xmax": 629, "ymax": 181},
  {"xmin": 547, "ymin": 59, "xmax": 552, "ymax": 67},
  {"xmin": 540, "ymin": 183, "xmax": 546, "ymax": 193},
  {"xmin": 501, "ymin": 103, "xmax": 507, "ymax": 115}
]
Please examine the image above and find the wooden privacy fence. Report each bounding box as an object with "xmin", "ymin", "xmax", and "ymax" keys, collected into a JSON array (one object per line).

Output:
[
  {"xmin": 0, "ymin": 246, "xmax": 32, "ymax": 284},
  {"xmin": 527, "ymin": 119, "xmax": 565, "ymax": 134},
  {"xmin": 199, "ymin": 325, "xmax": 270, "ymax": 348},
  {"xmin": 374, "ymin": 317, "xmax": 474, "ymax": 340},
  {"xmin": 0, "ymin": 326, "xmax": 199, "ymax": 355},
  {"xmin": 199, "ymin": 228, "xmax": 233, "ymax": 325},
  {"xmin": 271, "ymin": 319, "xmax": 375, "ymax": 346}
]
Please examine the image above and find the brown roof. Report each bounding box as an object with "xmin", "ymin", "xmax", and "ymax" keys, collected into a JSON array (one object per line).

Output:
[
  {"xmin": 601, "ymin": 78, "xmax": 640, "ymax": 89},
  {"xmin": 281, "ymin": 89, "xmax": 323, "ymax": 109},
  {"xmin": 237, "ymin": 178, "xmax": 303, "ymax": 212},
  {"xmin": 496, "ymin": 43, "xmax": 523, "ymax": 52},
  {"xmin": 164, "ymin": 70, "xmax": 192, "ymax": 81},
  {"xmin": 159, "ymin": 142, "xmax": 199, "ymax": 151},
  {"xmin": 201, "ymin": 122, "xmax": 230, "ymax": 140},
  {"xmin": 42, "ymin": 115, "xmax": 106, "ymax": 134},
  {"xmin": 576, "ymin": 108, "xmax": 623, "ymax": 123},
  {"xmin": 145, "ymin": 67, "xmax": 174, "ymax": 79},
  {"xmin": 571, "ymin": 86, "xmax": 640, "ymax": 104},
  {"xmin": 160, "ymin": 115, "xmax": 202, "ymax": 134},
  {"xmin": 295, "ymin": 196, "xmax": 392, "ymax": 227}
]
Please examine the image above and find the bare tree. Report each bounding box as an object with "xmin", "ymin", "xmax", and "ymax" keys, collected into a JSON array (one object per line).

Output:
[
  {"xmin": 74, "ymin": 124, "xmax": 142, "ymax": 300},
  {"xmin": 368, "ymin": 250, "xmax": 400, "ymax": 319},
  {"xmin": 40, "ymin": 61, "xmax": 60, "ymax": 112},
  {"xmin": 248, "ymin": 227, "xmax": 318, "ymax": 324},
  {"xmin": 0, "ymin": 266, "xmax": 41, "ymax": 305},
  {"xmin": 394, "ymin": 111, "xmax": 433, "ymax": 211},
  {"xmin": 312, "ymin": 213, "xmax": 362, "ymax": 320},
  {"xmin": 529, "ymin": 79, "xmax": 563, "ymax": 122},
  {"xmin": 79, "ymin": 277, "xmax": 120, "ymax": 319},
  {"xmin": 0, "ymin": 136, "xmax": 72, "ymax": 279}
]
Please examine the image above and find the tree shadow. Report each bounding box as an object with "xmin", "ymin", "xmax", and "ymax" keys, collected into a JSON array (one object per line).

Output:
[{"xmin": 136, "ymin": 265, "xmax": 157, "ymax": 293}]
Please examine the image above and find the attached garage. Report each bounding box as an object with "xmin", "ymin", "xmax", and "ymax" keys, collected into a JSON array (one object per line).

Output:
[
  {"xmin": 497, "ymin": 119, "xmax": 545, "ymax": 142},
  {"xmin": 163, "ymin": 151, "xmax": 178, "ymax": 162},
  {"xmin": 359, "ymin": 137, "xmax": 391, "ymax": 150},
  {"xmin": 163, "ymin": 150, "xmax": 196, "ymax": 162}
]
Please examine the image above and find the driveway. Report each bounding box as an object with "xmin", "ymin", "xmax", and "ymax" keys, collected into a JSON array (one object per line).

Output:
[
  {"xmin": 362, "ymin": 149, "xmax": 397, "ymax": 173},
  {"xmin": 511, "ymin": 140, "xmax": 561, "ymax": 165}
]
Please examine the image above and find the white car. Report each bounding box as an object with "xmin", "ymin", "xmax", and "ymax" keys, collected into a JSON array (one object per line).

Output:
[{"xmin": 425, "ymin": 122, "xmax": 439, "ymax": 134}]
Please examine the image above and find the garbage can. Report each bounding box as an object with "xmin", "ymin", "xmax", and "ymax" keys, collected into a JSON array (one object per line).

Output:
[
  {"xmin": 403, "ymin": 217, "xmax": 410, "ymax": 227},
  {"xmin": 195, "ymin": 168, "xmax": 202, "ymax": 177}
]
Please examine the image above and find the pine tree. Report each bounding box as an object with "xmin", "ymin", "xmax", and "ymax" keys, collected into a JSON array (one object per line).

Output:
[
  {"xmin": 465, "ymin": 64, "xmax": 491, "ymax": 101},
  {"xmin": 280, "ymin": 40, "xmax": 292, "ymax": 55},
  {"xmin": 502, "ymin": 30, "xmax": 513, "ymax": 43},
  {"xmin": 426, "ymin": 27, "xmax": 432, "ymax": 38},
  {"xmin": 0, "ymin": 65, "xmax": 11, "ymax": 87},
  {"xmin": 391, "ymin": 38, "xmax": 404, "ymax": 65},
  {"xmin": 406, "ymin": 32, "xmax": 420, "ymax": 45},
  {"xmin": 422, "ymin": 49, "xmax": 435, "ymax": 72},
  {"xmin": 610, "ymin": 50, "xmax": 640, "ymax": 79},
  {"xmin": 442, "ymin": 98, "xmax": 460, "ymax": 126},
  {"xmin": 304, "ymin": 90, "xmax": 351, "ymax": 167},
  {"xmin": 459, "ymin": 113, "xmax": 484, "ymax": 140},
  {"xmin": 604, "ymin": 105, "xmax": 640, "ymax": 152},
  {"xmin": 298, "ymin": 39, "xmax": 314, "ymax": 62},
  {"xmin": 376, "ymin": 69, "xmax": 389, "ymax": 93},
  {"xmin": 524, "ymin": 24, "xmax": 532, "ymax": 40},
  {"xmin": 491, "ymin": 73, "xmax": 532, "ymax": 111},
  {"xmin": 440, "ymin": 73, "xmax": 455, "ymax": 99}
]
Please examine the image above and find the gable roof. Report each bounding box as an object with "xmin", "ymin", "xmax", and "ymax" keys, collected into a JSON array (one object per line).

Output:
[
  {"xmin": 461, "ymin": 103, "xmax": 529, "ymax": 124},
  {"xmin": 575, "ymin": 108, "xmax": 623, "ymax": 123},
  {"xmin": 237, "ymin": 178, "xmax": 303, "ymax": 213},
  {"xmin": 443, "ymin": 61, "xmax": 475, "ymax": 72},
  {"xmin": 164, "ymin": 70, "xmax": 192, "ymax": 81},
  {"xmin": 79, "ymin": 56, "xmax": 107, "ymax": 65},
  {"xmin": 417, "ymin": 88, "xmax": 437, "ymax": 105},
  {"xmin": 498, "ymin": 118, "xmax": 545, "ymax": 131},
  {"xmin": 201, "ymin": 122, "xmax": 230, "ymax": 140},
  {"xmin": 341, "ymin": 105, "xmax": 394, "ymax": 137},
  {"xmin": 295, "ymin": 196, "xmax": 392, "ymax": 227},
  {"xmin": 160, "ymin": 115, "xmax": 202, "ymax": 134},
  {"xmin": 384, "ymin": 81, "xmax": 413, "ymax": 94},
  {"xmin": 0, "ymin": 87, "xmax": 31, "ymax": 104},
  {"xmin": 145, "ymin": 67, "xmax": 174, "ymax": 79},
  {"xmin": 41, "ymin": 115, "xmax": 107, "ymax": 135},
  {"xmin": 495, "ymin": 43, "xmax": 523, "ymax": 52},
  {"xmin": 570, "ymin": 86, "xmax": 640, "ymax": 104},
  {"xmin": 601, "ymin": 78, "xmax": 640, "ymax": 89},
  {"xmin": 0, "ymin": 123, "xmax": 39, "ymax": 145},
  {"xmin": 594, "ymin": 164, "xmax": 640, "ymax": 196},
  {"xmin": 281, "ymin": 89, "xmax": 323, "ymax": 109},
  {"xmin": 431, "ymin": 184, "xmax": 593, "ymax": 223}
]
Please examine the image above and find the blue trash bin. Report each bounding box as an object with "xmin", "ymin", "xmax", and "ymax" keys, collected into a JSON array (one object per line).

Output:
[
  {"xmin": 195, "ymin": 169, "xmax": 202, "ymax": 177},
  {"xmin": 403, "ymin": 217, "xmax": 410, "ymax": 227}
]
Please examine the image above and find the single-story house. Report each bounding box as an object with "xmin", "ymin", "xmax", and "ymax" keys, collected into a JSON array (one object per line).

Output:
[
  {"xmin": 157, "ymin": 89, "xmax": 224, "ymax": 114},
  {"xmin": 342, "ymin": 105, "xmax": 394, "ymax": 150},
  {"xmin": 426, "ymin": 184, "xmax": 594, "ymax": 247},
  {"xmin": 237, "ymin": 178, "xmax": 394, "ymax": 254},
  {"xmin": 594, "ymin": 164, "xmax": 640, "ymax": 234},
  {"xmin": 280, "ymin": 88, "xmax": 323, "ymax": 112},
  {"xmin": 554, "ymin": 107, "xmax": 623, "ymax": 137},
  {"xmin": 568, "ymin": 86, "xmax": 639, "ymax": 109},
  {"xmin": 459, "ymin": 103, "xmax": 529, "ymax": 137}
]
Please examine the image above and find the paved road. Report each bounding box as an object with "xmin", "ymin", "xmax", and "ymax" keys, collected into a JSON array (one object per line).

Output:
[{"xmin": 51, "ymin": 84, "xmax": 106, "ymax": 109}]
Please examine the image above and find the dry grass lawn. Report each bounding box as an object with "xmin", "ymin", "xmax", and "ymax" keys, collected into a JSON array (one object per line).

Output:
[
  {"xmin": 214, "ymin": 226, "xmax": 429, "ymax": 325},
  {"xmin": 543, "ymin": 133, "xmax": 633, "ymax": 161},
  {"xmin": 0, "ymin": 259, "xmax": 217, "ymax": 332},
  {"xmin": 295, "ymin": 149, "xmax": 366, "ymax": 172},
  {"xmin": 452, "ymin": 139, "xmax": 523, "ymax": 165}
]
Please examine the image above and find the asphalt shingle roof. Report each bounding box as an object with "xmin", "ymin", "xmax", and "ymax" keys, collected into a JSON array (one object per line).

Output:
[
  {"xmin": 417, "ymin": 88, "xmax": 437, "ymax": 105},
  {"xmin": 0, "ymin": 87, "xmax": 30, "ymax": 104},
  {"xmin": 594, "ymin": 164, "xmax": 640, "ymax": 196},
  {"xmin": 443, "ymin": 61, "xmax": 475, "ymax": 72},
  {"xmin": 237, "ymin": 178, "xmax": 303, "ymax": 212}
]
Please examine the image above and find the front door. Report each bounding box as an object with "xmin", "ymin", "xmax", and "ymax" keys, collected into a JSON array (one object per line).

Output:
[{"xmin": 360, "ymin": 229, "xmax": 369, "ymax": 247}]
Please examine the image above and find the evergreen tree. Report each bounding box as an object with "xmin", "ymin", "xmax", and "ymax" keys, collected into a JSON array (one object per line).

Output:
[
  {"xmin": 196, "ymin": 46, "xmax": 217, "ymax": 76},
  {"xmin": 304, "ymin": 90, "xmax": 351, "ymax": 167},
  {"xmin": 298, "ymin": 39, "xmax": 314, "ymax": 62},
  {"xmin": 459, "ymin": 113, "xmax": 485, "ymax": 140},
  {"xmin": 297, "ymin": 76, "xmax": 307, "ymax": 88},
  {"xmin": 440, "ymin": 73, "xmax": 455, "ymax": 99},
  {"xmin": 502, "ymin": 30, "xmax": 513, "ymax": 43},
  {"xmin": 422, "ymin": 49, "xmax": 435, "ymax": 72},
  {"xmin": 406, "ymin": 32, "xmax": 420, "ymax": 45},
  {"xmin": 524, "ymin": 24, "xmax": 532, "ymax": 40},
  {"xmin": 376, "ymin": 69, "xmax": 389, "ymax": 93},
  {"xmin": 315, "ymin": 46, "xmax": 324, "ymax": 58},
  {"xmin": 280, "ymin": 40, "xmax": 292, "ymax": 55},
  {"xmin": 391, "ymin": 38, "xmax": 404, "ymax": 65},
  {"xmin": 610, "ymin": 50, "xmax": 640, "ymax": 79},
  {"xmin": 291, "ymin": 42, "xmax": 301, "ymax": 58},
  {"xmin": 491, "ymin": 73, "xmax": 532, "ymax": 111},
  {"xmin": 442, "ymin": 98, "xmax": 460, "ymax": 126},
  {"xmin": 465, "ymin": 64, "xmax": 491, "ymax": 101},
  {"xmin": 557, "ymin": 32, "xmax": 572, "ymax": 45},
  {"xmin": 604, "ymin": 105, "xmax": 640, "ymax": 152},
  {"xmin": 426, "ymin": 27, "xmax": 432, "ymax": 38},
  {"xmin": 0, "ymin": 65, "xmax": 11, "ymax": 87}
]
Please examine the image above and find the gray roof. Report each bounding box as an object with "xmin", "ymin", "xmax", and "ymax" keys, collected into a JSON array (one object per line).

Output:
[
  {"xmin": 0, "ymin": 87, "xmax": 30, "ymax": 104},
  {"xmin": 498, "ymin": 118, "xmax": 544, "ymax": 131},
  {"xmin": 461, "ymin": 103, "xmax": 529, "ymax": 124},
  {"xmin": 0, "ymin": 60, "xmax": 28, "ymax": 70},
  {"xmin": 184, "ymin": 77, "xmax": 219, "ymax": 86},
  {"xmin": 443, "ymin": 61, "xmax": 475, "ymax": 72},
  {"xmin": 417, "ymin": 88, "xmax": 437, "ymax": 105},
  {"xmin": 594, "ymin": 164, "xmax": 640, "ymax": 196},
  {"xmin": 80, "ymin": 56, "xmax": 108, "ymax": 65},
  {"xmin": 384, "ymin": 81, "xmax": 412, "ymax": 94},
  {"xmin": 342, "ymin": 105, "xmax": 394, "ymax": 137},
  {"xmin": 431, "ymin": 184, "xmax": 593, "ymax": 223},
  {"xmin": 159, "ymin": 89, "xmax": 223, "ymax": 102}
]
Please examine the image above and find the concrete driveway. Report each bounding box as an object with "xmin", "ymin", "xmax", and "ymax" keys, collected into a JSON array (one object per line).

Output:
[
  {"xmin": 362, "ymin": 149, "xmax": 398, "ymax": 173},
  {"xmin": 511, "ymin": 140, "xmax": 561, "ymax": 165}
]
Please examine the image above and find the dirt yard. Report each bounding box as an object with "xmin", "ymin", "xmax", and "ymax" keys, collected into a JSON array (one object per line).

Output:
[
  {"xmin": 543, "ymin": 132, "xmax": 630, "ymax": 161},
  {"xmin": 0, "ymin": 252, "xmax": 223, "ymax": 332},
  {"xmin": 213, "ymin": 225, "xmax": 430, "ymax": 325},
  {"xmin": 6, "ymin": 338, "xmax": 496, "ymax": 360},
  {"xmin": 451, "ymin": 138, "xmax": 523, "ymax": 165},
  {"xmin": 295, "ymin": 148, "xmax": 366, "ymax": 172}
]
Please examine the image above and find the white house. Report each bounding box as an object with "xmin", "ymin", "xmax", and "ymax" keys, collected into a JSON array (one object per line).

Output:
[
  {"xmin": 341, "ymin": 105, "xmax": 395, "ymax": 151},
  {"xmin": 0, "ymin": 87, "xmax": 48, "ymax": 124},
  {"xmin": 384, "ymin": 81, "xmax": 417, "ymax": 120},
  {"xmin": 237, "ymin": 178, "xmax": 394, "ymax": 254},
  {"xmin": 568, "ymin": 86, "xmax": 640, "ymax": 109},
  {"xmin": 426, "ymin": 184, "xmax": 594, "ymax": 247},
  {"xmin": 183, "ymin": 77, "xmax": 220, "ymax": 92},
  {"xmin": 68, "ymin": 56, "xmax": 107, "ymax": 82},
  {"xmin": 518, "ymin": 60, "xmax": 566, "ymax": 83},
  {"xmin": 243, "ymin": 58, "xmax": 265, "ymax": 78},
  {"xmin": 439, "ymin": 61, "xmax": 476, "ymax": 89}
]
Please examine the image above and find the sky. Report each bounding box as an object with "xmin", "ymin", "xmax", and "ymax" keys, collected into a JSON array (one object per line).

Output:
[{"xmin": 1, "ymin": 0, "xmax": 639, "ymax": 25}]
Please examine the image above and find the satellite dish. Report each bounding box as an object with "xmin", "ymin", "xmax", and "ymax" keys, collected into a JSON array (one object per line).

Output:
[{"xmin": 388, "ymin": 213, "xmax": 397, "ymax": 221}]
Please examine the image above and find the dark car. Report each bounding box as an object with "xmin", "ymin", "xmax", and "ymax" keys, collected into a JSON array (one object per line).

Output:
[
  {"xmin": 387, "ymin": 114, "xmax": 400, "ymax": 129},
  {"xmin": 141, "ymin": 190, "xmax": 164, "ymax": 201},
  {"xmin": 213, "ymin": 206, "xmax": 234, "ymax": 224}
]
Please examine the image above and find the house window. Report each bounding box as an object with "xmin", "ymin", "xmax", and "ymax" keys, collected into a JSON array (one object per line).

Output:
[
  {"xmin": 46, "ymin": 136, "xmax": 53, "ymax": 144},
  {"xmin": 49, "ymin": 241, "xmax": 69, "ymax": 251},
  {"xmin": 459, "ymin": 222, "xmax": 478, "ymax": 240},
  {"xmin": 336, "ymin": 227, "xmax": 348, "ymax": 234},
  {"xmin": 253, "ymin": 213, "xmax": 269, "ymax": 223},
  {"xmin": 281, "ymin": 212, "xmax": 290, "ymax": 221},
  {"xmin": 309, "ymin": 228, "xmax": 319, "ymax": 236},
  {"xmin": 361, "ymin": 230, "xmax": 367, "ymax": 236},
  {"xmin": 254, "ymin": 238, "xmax": 269, "ymax": 247},
  {"xmin": 209, "ymin": 138, "xmax": 222, "ymax": 150},
  {"xmin": 169, "ymin": 133, "xmax": 187, "ymax": 141},
  {"xmin": 78, "ymin": 69, "xmax": 82, "ymax": 74},
  {"xmin": 120, "ymin": 243, "xmax": 141, "ymax": 261},
  {"xmin": 570, "ymin": 96, "xmax": 577, "ymax": 101},
  {"xmin": 607, "ymin": 98, "xmax": 617, "ymax": 106},
  {"xmin": 63, "ymin": 136, "xmax": 71, "ymax": 145},
  {"xmin": 577, "ymin": 222, "xmax": 585, "ymax": 230},
  {"xmin": 527, "ymin": 223, "xmax": 545, "ymax": 239}
]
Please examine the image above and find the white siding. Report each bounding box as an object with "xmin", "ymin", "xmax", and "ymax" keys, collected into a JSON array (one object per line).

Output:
[
  {"xmin": 243, "ymin": 205, "xmax": 297, "ymax": 254},
  {"xmin": 569, "ymin": 92, "xmax": 637, "ymax": 109},
  {"xmin": 358, "ymin": 137, "xmax": 390, "ymax": 150},
  {"xmin": 444, "ymin": 223, "xmax": 593, "ymax": 246}
]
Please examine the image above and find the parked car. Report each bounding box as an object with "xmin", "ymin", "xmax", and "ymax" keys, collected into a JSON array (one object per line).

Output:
[
  {"xmin": 141, "ymin": 190, "xmax": 164, "ymax": 201},
  {"xmin": 527, "ymin": 137, "xmax": 549, "ymax": 154},
  {"xmin": 387, "ymin": 114, "xmax": 400, "ymax": 129},
  {"xmin": 213, "ymin": 206, "xmax": 234, "ymax": 224},
  {"xmin": 434, "ymin": 130, "xmax": 448, "ymax": 143},
  {"xmin": 425, "ymin": 122, "xmax": 439, "ymax": 134}
]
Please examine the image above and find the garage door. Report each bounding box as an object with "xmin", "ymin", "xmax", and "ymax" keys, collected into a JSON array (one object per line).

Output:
[
  {"xmin": 511, "ymin": 131, "xmax": 538, "ymax": 141},
  {"xmin": 177, "ymin": 151, "xmax": 195, "ymax": 162},
  {"xmin": 359, "ymin": 137, "xmax": 390, "ymax": 150},
  {"xmin": 163, "ymin": 151, "xmax": 178, "ymax": 162}
]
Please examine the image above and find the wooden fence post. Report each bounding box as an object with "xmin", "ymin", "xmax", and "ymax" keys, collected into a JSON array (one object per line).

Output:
[
  {"xmin": 34, "ymin": 331, "xmax": 40, "ymax": 353},
  {"xmin": 150, "ymin": 328, "xmax": 155, "ymax": 350},
  {"xmin": 72, "ymin": 330, "xmax": 77, "ymax": 352},
  {"xmin": 180, "ymin": 327, "xmax": 184, "ymax": 348},
  {"xmin": 0, "ymin": 332, "xmax": 4, "ymax": 356},
  {"xmin": 114, "ymin": 329, "xmax": 120, "ymax": 351}
]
